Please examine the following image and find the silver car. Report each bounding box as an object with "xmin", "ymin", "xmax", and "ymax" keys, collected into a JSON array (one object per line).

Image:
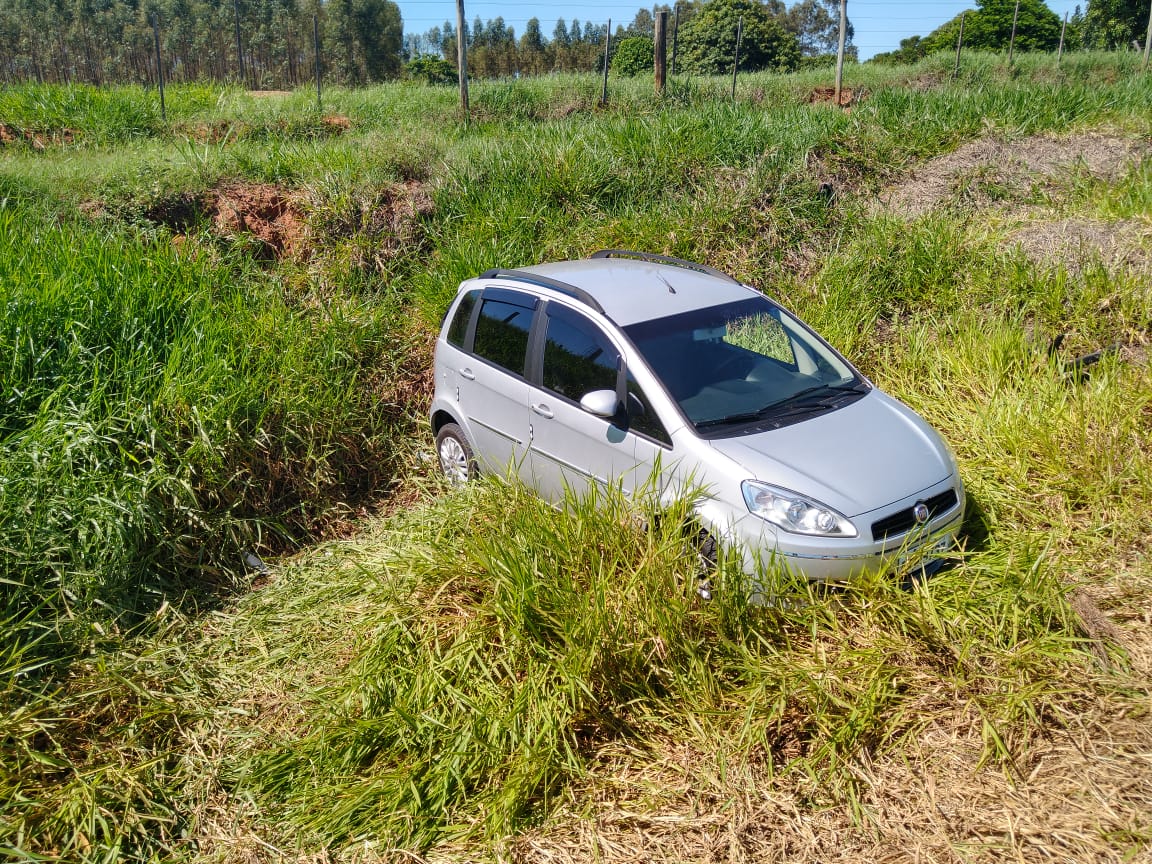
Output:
[{"xmin": 429, "ymin": 250, "xmax": 964, "ymax": 581}]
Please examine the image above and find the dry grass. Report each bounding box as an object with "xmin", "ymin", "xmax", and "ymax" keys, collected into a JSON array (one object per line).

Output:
[
  {"xmin": 1009, "ymin": 218, "xmax": 1150, "ymax": 275},
  {"xmin": 871, "ymin": 132, "xmax": 1151, "ymax": 219}
]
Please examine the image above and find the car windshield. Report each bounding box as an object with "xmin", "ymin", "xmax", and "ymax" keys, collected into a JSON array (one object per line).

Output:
[{"xmin": 624, "ymin": 297, "xmax": 868, "ymax": 435}]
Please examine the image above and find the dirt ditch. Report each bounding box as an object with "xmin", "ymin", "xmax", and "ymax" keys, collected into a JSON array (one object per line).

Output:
[
  {"xmin": 88, "ymin": 177, "xmax": 433, "ymax": 264},
  {"xmin": 0, "ymin": 122, "xmax": 77, "ymax": 149}
]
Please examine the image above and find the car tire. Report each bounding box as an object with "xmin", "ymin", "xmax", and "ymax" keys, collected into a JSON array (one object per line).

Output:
[
  {"xmin": 691, "ymin": 527, "xmax": 718, "ymax": 600},
  {"xmin": 435, "ymin": 423, "xmax": 477, "ymax": 486}
]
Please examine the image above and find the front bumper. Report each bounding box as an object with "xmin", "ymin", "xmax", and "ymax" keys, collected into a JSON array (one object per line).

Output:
[{"xmin": 727, "ymin": 476, "xmax": 965, "ymax": 582}]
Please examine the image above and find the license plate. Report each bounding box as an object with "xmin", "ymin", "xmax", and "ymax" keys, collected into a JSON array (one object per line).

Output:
[{"xmin": 897, "ymin": 535, "xmax": 952, "ymax": 572}]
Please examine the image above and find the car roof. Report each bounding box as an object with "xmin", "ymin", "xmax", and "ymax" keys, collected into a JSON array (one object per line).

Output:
[{"xmin": 483, "ymin": 258, "xmax": 758, "ymax": 327}]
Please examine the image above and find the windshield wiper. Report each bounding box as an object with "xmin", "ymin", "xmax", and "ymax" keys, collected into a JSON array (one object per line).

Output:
[
  {"xmin": 779, "ymin": 382, "xmax": 867, "ymax": 406},
  {"xmin": 694, "ymin": 383, "xmax": 868, "ymax": 430},
  {"xmin": 695, "ymin": 384, "xmax": 866, "ymax": 430},
  {"xmin": 694, "ymin": 408, "xmax": 774, "ymax": 429}
]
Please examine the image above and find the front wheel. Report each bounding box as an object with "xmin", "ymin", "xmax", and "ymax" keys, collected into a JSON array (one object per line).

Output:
[
  {"xmin": 435, "ymin": 423, "xmax": 477, "ymax": 486},
  {"xmin": 689, "ymin": 527, "xmax": 718, "ymax": 601}
]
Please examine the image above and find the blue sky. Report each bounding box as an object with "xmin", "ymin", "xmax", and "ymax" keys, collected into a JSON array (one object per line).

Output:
[{"xmin": 395, "ymin": 0, "xmax": 1087, "ymax": 61}]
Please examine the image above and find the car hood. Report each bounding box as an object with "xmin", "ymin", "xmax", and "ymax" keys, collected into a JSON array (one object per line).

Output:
[{"xmin": 707, "ymin": 390, "xmax": 953, "ymax": 517}]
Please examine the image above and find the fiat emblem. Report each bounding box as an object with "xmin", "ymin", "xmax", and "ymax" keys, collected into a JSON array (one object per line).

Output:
[{"xmin": 913, "ymin": 503, "xmax": 930, "ymax": 524}]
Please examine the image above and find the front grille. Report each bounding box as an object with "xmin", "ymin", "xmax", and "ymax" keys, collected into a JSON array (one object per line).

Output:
[{"xmin": 871, "ymin": 488, "xmax": 959, "ymax": 542}]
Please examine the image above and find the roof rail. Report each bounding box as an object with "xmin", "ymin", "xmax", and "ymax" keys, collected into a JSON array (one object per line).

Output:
[
  {"xmin": 589, "ymin": 249, "xmax": 741, "ymax": 284},
  {"xmin": 478, "ymin": 268, "xmax": 606, "ymax": 315}
]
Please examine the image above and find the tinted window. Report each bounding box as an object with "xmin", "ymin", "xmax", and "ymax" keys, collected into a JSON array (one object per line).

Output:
[
  {"xmin": 447, "ymin": 289, "xmax": 479, "ymax": 348},
  {"xmin": 542, "ymin": 305, "xmax": 619, "ymax": 400},
  {"xmin": 626, "ymin": 372, "xmax": 671, "ymax": 445},
  {"xmin": 473, "ymin": 297, "xmax": 536, "ymax": 375}
]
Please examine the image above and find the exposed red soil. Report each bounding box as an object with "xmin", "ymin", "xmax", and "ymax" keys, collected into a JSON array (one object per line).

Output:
[
  {"xmin": 321, "ymin": 114, "xmax": 352, "ymax": 131},
  {"xmin": 176, "ymin": 120, "xmax": 247, "ymax": 144},
  {"xmin": 0, "ymin": 122, "xmax": 76, "ymax": 148},
  {"xmin": 89, "ymin": 178, "xmax": 434, "ymax": 264},
  {"xmin": 212, "ymin": 183, "xmax": 305, "ymax": 258},
  {"xmin": 807, "ymin": 85, "xmax": 860, "ymax": 107}
]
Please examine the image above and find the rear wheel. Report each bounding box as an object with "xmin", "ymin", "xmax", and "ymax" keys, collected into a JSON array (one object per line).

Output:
[{"xmin": 435, "ymin": 423, "xmax": 476, "ymax": 485}]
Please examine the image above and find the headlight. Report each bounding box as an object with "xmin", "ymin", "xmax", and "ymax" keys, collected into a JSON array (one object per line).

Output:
[{"xmin": 741, "ymin": 481, "xmax": 857, "ymax": 537}]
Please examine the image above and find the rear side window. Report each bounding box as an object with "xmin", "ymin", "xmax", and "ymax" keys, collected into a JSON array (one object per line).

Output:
[
  {"xmin": 541, "ymin": 305, "xmax": 619, "ymax": 400},
  {"xmin": 473, "ymin": 295, "xmax": 536, "ymax": 376},
  {"xmin": 446, "ymin": 290, "xmax": 479, "ymax": 348}
]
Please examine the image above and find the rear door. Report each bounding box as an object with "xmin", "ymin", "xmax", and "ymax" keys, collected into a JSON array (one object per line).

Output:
[{"xmin": 458, "ymin": 288, "xmax": 537, "ymax": 476}]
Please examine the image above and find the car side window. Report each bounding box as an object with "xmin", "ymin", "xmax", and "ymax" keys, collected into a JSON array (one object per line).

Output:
[
  {"xmin": 626, "ymin": 372, "xmax": 672, "ymax": 446},
  {"xmin": 541, "ymin": 305, "xmax": 619, "ymax": 400},
  {"xmin": 446, "ymin": 289, "xmax": 479, "ymax": 349},
  {"xmin": 473, "ymin": 294, "xmax": 536, "ymax": 376}
]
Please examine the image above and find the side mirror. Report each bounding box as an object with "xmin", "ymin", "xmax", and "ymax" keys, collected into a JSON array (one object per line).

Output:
[{"xmin": 579, "ymin": 389, "xmax": 618, "ymax": 418}]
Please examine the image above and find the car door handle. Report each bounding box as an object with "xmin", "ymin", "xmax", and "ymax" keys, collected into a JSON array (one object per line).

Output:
[
  {"xmin": 531, "ymin": 403, "xmax": 554, "ymax": 419},
  {"xmin": 460, "ymin": 367, "xmax": 476, "ymax": 380}
]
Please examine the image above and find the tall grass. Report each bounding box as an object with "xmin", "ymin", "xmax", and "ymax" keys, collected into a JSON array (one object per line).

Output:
[
  {"xmin": 183, "ymin": 479, "xmax": 1114, "ymax": 856},
  {"xmin": 0, "ymin": 205, "xmax": 419, "ymax": 665}
]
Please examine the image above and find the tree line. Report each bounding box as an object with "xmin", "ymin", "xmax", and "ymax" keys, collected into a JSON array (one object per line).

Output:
[
  {"xmin": 0, "ymin": 0, "xmax": 401, "ymax": 86},
  {"xmin": 0, "ymin": 0, "xmax": 850, "ymax": 86},
  {"xmin": 871, "ymin": 0, "xmax": 1150, "ymax": 64}
]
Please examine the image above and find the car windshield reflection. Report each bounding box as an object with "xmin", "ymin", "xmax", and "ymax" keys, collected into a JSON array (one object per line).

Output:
[{"xmin": 624, "ymin": 297, "xmax": 869, "ymax": 434}]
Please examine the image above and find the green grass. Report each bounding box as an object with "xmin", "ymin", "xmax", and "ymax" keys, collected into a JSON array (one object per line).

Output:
[
  {"xmin": 1, "ymin": 50, "xmax": 1150, "ymax": 862},
  {"xmin": 0, "ymin": 205, "xmax": 423, "ymax": 664}
]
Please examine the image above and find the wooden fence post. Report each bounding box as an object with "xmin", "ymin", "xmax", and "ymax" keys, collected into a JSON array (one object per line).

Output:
[
  {"xmin": 456, "ymin": 0, "xmax": 469, "ymax": 121},
  {"xmin": 313, "ymin": 14, "xmax": 321, "ymax": 110},
  {"xmin": 233, "ymin": 0, "xmax": 245, "ymax": 86},
  {"xmin": 1143, "ymin": 0, "xmax": 1152, "ymax": 71},
  {"xmin": 152, "ymin": 14, "xmax": 166, "ymax": 122},
  {"xmin": 1008, "ymin": 0, "xmax": 1020, "ymax": 66},
  {"xmin": 834, "ymin": 0, "xmax": 847, "ymax": 105},
  {"xmin": 730, "ymin": 16, "xmax": 742, "ymax": 100},
  {"xmin": 655, "ymin": 10, "xmax": 667, "ymax": 95},
  {"xmin": 953, "ymin": 11, "xmax": 966, "ymax": 79},
  {"xmin": 601, "ymin": 18, "xmax": 611, "ymax": 106}
]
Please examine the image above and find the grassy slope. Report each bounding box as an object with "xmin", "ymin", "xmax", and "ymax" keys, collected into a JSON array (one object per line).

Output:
[{"xmin": 0, "ymin": 52, "xmax": 1150, "ymax": 861}]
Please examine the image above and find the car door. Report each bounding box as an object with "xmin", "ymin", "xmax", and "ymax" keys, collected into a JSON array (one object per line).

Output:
[
  {"xmin": 526, "ymin": 302, "xmax": 670, "ymax": 502},
  {"xmin": 458, "ymin": 288, "xmax": 537, "ymax": 476}
]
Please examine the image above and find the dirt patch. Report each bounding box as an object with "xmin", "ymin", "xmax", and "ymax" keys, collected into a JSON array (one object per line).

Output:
[
  {"xmin": 0, "ymin": 122, "xmax": 77, "ymax": 149},
  {"xmin": 176, "ymin": 120, "xmax": 248, "ymax": 144},
  {"xmin": 321, "ymin": 114, "xmax": 352, "ymax": 132},
  {"xmin": 807, "ymin": 86, "xmax": 862, "ymax": 107},
  {"xmin": 1010, "ymin": 217, "xmax": 1150, "ymax": 275},
  {"xmin": 212, "ymin": 183, "xmax": 306, "ymax": 258},
  {"xmin": 874, "ymin": 132, "xmax": 1151, "ymax": 219},
  {"xmin": 83, "ymin": 177, "xmax": 433, "ymax": 265},
  {"xmin": 551, "ymin": 101, "xmax": 584, "ymax": 119}
]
